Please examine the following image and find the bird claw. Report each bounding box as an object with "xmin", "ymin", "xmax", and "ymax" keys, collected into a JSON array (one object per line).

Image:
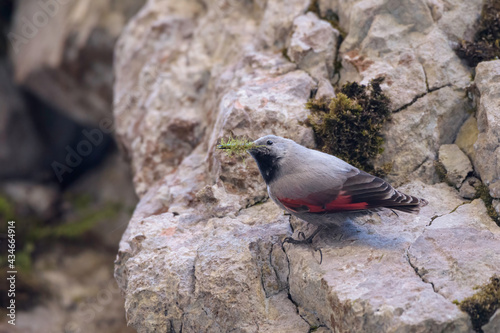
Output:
[
  {"xmin": 313, "ymin": 247, "xmax": 323, "ymax": 265},
  {"xmin": 282, "ymin": 236, "xmax": 312, "ymax": 245},
  {"xmin": 281, "ymin": 227, "xmax": 325, "ymax": 264}
]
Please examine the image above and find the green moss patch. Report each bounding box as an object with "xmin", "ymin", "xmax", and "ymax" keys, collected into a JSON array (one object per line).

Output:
[
  {"xmin": 455, "ymin": 0, "xmax": 500, "ymax": 67},
  {"xmin": 306, "ymin": 77, "xmax": 392, "ymax": 176},
  {"xmin": 454, "ymin": 275, "xmax": 500, "ymax": 332}
]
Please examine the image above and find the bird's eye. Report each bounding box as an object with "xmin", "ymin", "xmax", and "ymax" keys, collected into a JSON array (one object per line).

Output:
[{"xmin": 266, "ymin": 140, "xmax": 273, "ymax": 146}]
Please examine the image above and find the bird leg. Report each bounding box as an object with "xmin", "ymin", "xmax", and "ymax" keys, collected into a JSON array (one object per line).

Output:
[
  {"xmin": 282, "ymin": 226, "xmax": 325, "ymax": 264},
  {"xmin": 283, "ymin": 226, "xmax": 324, "ymax": 245}
]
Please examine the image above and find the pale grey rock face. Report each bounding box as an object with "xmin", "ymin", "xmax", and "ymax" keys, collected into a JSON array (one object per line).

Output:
[
  {"xmin": 315, "ymin": 77, "xmax": 336, "ymax": 99},
  {"xmin": 459, "ymin": 177, "xmax": 481, "ymax": 200},
  {"xmin": 333, "ymin": 0, "xmax": 475, "ymax": 186},
  {"xmin": 372, "ymin": 87, "xmax": 470, "ymax": 186},
  {"xmin": 483, "ymin": 309, "xmax": 500, "ymax": 333},
  {"xmin": 494, "ymin": 200, "xmax": 500, "ymax": 216},
  {"xmin": 338, "ymin": 0, "xmax": 472, "ymax": 110},
  {"xmin": 438, "ymin": 144, "xmax": 473, "ymax": 188},
  {"xmin": 473, "ymin": 60, "xmax": 500, "ymax": 198},
  {"xmin": 425, "ymin": 0, "xmax": 483, "ymax": 42},
  {"xmin": 455, "ymin": 116, "xmax": 479, "ymax": 162},
  {"xmin": 286, "ymin": 12, "xmax": 339, "ymax": 81},
  {"xmin": 113, "ymin": 0, "xmax": 497, "ymax": 332},
  {"xmin": 409, "ymin": 199, "xmax": 500, "ymax": 302}
]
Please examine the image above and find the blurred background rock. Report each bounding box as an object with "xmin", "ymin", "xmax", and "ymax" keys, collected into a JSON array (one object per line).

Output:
[{"xmin": 0, "ymin": 0, "xmax": 145, "ymax": 332}]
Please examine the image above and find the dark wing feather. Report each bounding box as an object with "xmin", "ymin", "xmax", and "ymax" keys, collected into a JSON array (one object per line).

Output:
[
  {"xmin": 273, "ymin": 169, "xmax": 427, "ymax": 214},
  {"xmin": 341, "ymin": 171, "xmax": 428, "ymax": 214}
]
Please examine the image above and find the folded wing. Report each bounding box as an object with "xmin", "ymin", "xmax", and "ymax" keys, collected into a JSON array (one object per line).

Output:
[{"xmin": 272, "ymin": 169, "xmax": 428, "ymax": 214}]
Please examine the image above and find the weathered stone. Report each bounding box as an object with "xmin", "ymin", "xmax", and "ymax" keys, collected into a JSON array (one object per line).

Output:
[
  {"xmin": 493, "ymin": 200, "xmax": 500, "ymax": 216},
  {"xmin": 409, "ymin": 199, "xmax": 500, "ymax": 303},
  {"xmin": 459, "ymin": 177, "xmax": 481, "ymax": 199},
  {"xmin": 339, "ymin": 0, "xmax": 472, "ymax": 111},
  {"xmin": 258, "ymin": 0, "xmax": 311, "ymax": 50},
  {"xmin": 373, "ymin": 87, "xmax": 470, "ymax": 186},
  {"xmin": 438, "ymin": 144, "xmax": 473, "ymax": 188},
  {"xmin": 425, "ymin": 0, "xmax": 483, "ymax": 42},
  {"xmin": 483, "ymin": 309, "xmax": 500, "ymax": 333},
  {"xmin": 473, "ymin": 60, "xmax": 500, "ymax": 198},
  {"xmin": 286, "ymin": 12, "xmax": 339, "ymax": 81},
  {"xmin": 315, "ymin": 78, "xmax": 336, "ymax": 99},
  {"xmin": 455, "ymin": 116, "xmax": 478, "ymax": 161}
]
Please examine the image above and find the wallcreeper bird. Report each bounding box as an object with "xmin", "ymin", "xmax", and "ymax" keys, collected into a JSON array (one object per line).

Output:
[{"xmin": 247, "ymin": 135, "xmax": 428, "ymax": 245}]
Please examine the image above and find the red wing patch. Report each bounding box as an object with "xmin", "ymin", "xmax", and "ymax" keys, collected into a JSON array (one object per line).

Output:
[{"xmin": 278, "ymin": 194, "xmax": 369, "ymax": 213}]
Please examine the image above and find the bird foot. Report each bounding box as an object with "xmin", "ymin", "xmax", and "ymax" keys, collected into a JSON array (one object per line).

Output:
[{"xmin": 282, "ymin": 227, "xmax": 324, "ymax": 264}]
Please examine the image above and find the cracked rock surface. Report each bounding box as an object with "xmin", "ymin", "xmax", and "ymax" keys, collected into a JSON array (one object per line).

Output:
[
  {"xmin": 113, "ymin": 0, "xmax": 499, "ymax": 332},
  {"xmin": 438, "ymin": 144, "xmax": 473, "ymax": 188},
  {"xmin": 473, "ymin": 60, "xmax": 500, "ymax": 198}
]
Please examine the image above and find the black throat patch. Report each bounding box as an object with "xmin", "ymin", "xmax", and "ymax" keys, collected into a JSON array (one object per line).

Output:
[{"xmin": 251, "ymin": 152, "xmax": 280, "ymax": 184}]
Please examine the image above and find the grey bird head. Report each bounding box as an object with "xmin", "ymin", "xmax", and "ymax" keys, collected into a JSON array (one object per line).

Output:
[{"xmin": 247, "ymin": 135, "xmax": 292, "ymax": 184}]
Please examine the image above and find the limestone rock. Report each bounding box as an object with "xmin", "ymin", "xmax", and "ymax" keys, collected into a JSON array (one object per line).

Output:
[
  {"xmin": 459, "ymin": 177, "xmax": 481, "ymax": 199},
  {"xmin": 339, "ymin": 0, "xmax": 472, "ymax": 111},
  {"xmin": 494, "ymin": 200, "xmax": 500, "ymax": 216},
  {"xmin": 409, "ymin": 199, "xmax": 500, "ymax": 299},
  {"xmin": 258, "ymin": 0, "xmax": 311, "ymax": 50},
  {"xmin": 455, "ymin": 116, "xmax": 479, "ymax": 161},
  {"xmin": 373, "ymin": 87, "xmax": 470, "ymax": 186},
  {"xmin": 425, "ymin": 0, "xmax": 483, "ymax": 42},
  {"xmin": 473, "ymin": 60, "xmax": 500, "ymax": 198},
  {"xmin": 315, "ymin": 78, "xmax": 336, "ymax": 99},
  {"xmin": 286, "ymin": 12, "xmax": 339, "ymax": 81},
  {"xmin": 483, "ymin": 309, "xmax": 500, "ymax": 333},
  {"xmin": 9, "ymin": 0, "xmax": 145, "ymax": 125},
  {"xmin": 438, "ymin": 144, "xmax": 473, "ymax": 188}
]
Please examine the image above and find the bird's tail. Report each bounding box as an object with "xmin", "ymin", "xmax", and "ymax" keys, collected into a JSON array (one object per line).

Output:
[{"xmin": 383, "ymin": 190, "xmax": 429, "ymax": 214}]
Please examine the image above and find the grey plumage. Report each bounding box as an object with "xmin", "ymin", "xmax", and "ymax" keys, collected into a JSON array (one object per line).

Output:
[{"xmin": 247, "ymin": 135, "xmax": 428, "ymax": 228}]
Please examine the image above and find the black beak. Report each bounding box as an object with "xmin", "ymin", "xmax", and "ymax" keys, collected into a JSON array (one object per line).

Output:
[{"xmin": 247, "ymin": 144, "xmax": 267, "ymax": 156}]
